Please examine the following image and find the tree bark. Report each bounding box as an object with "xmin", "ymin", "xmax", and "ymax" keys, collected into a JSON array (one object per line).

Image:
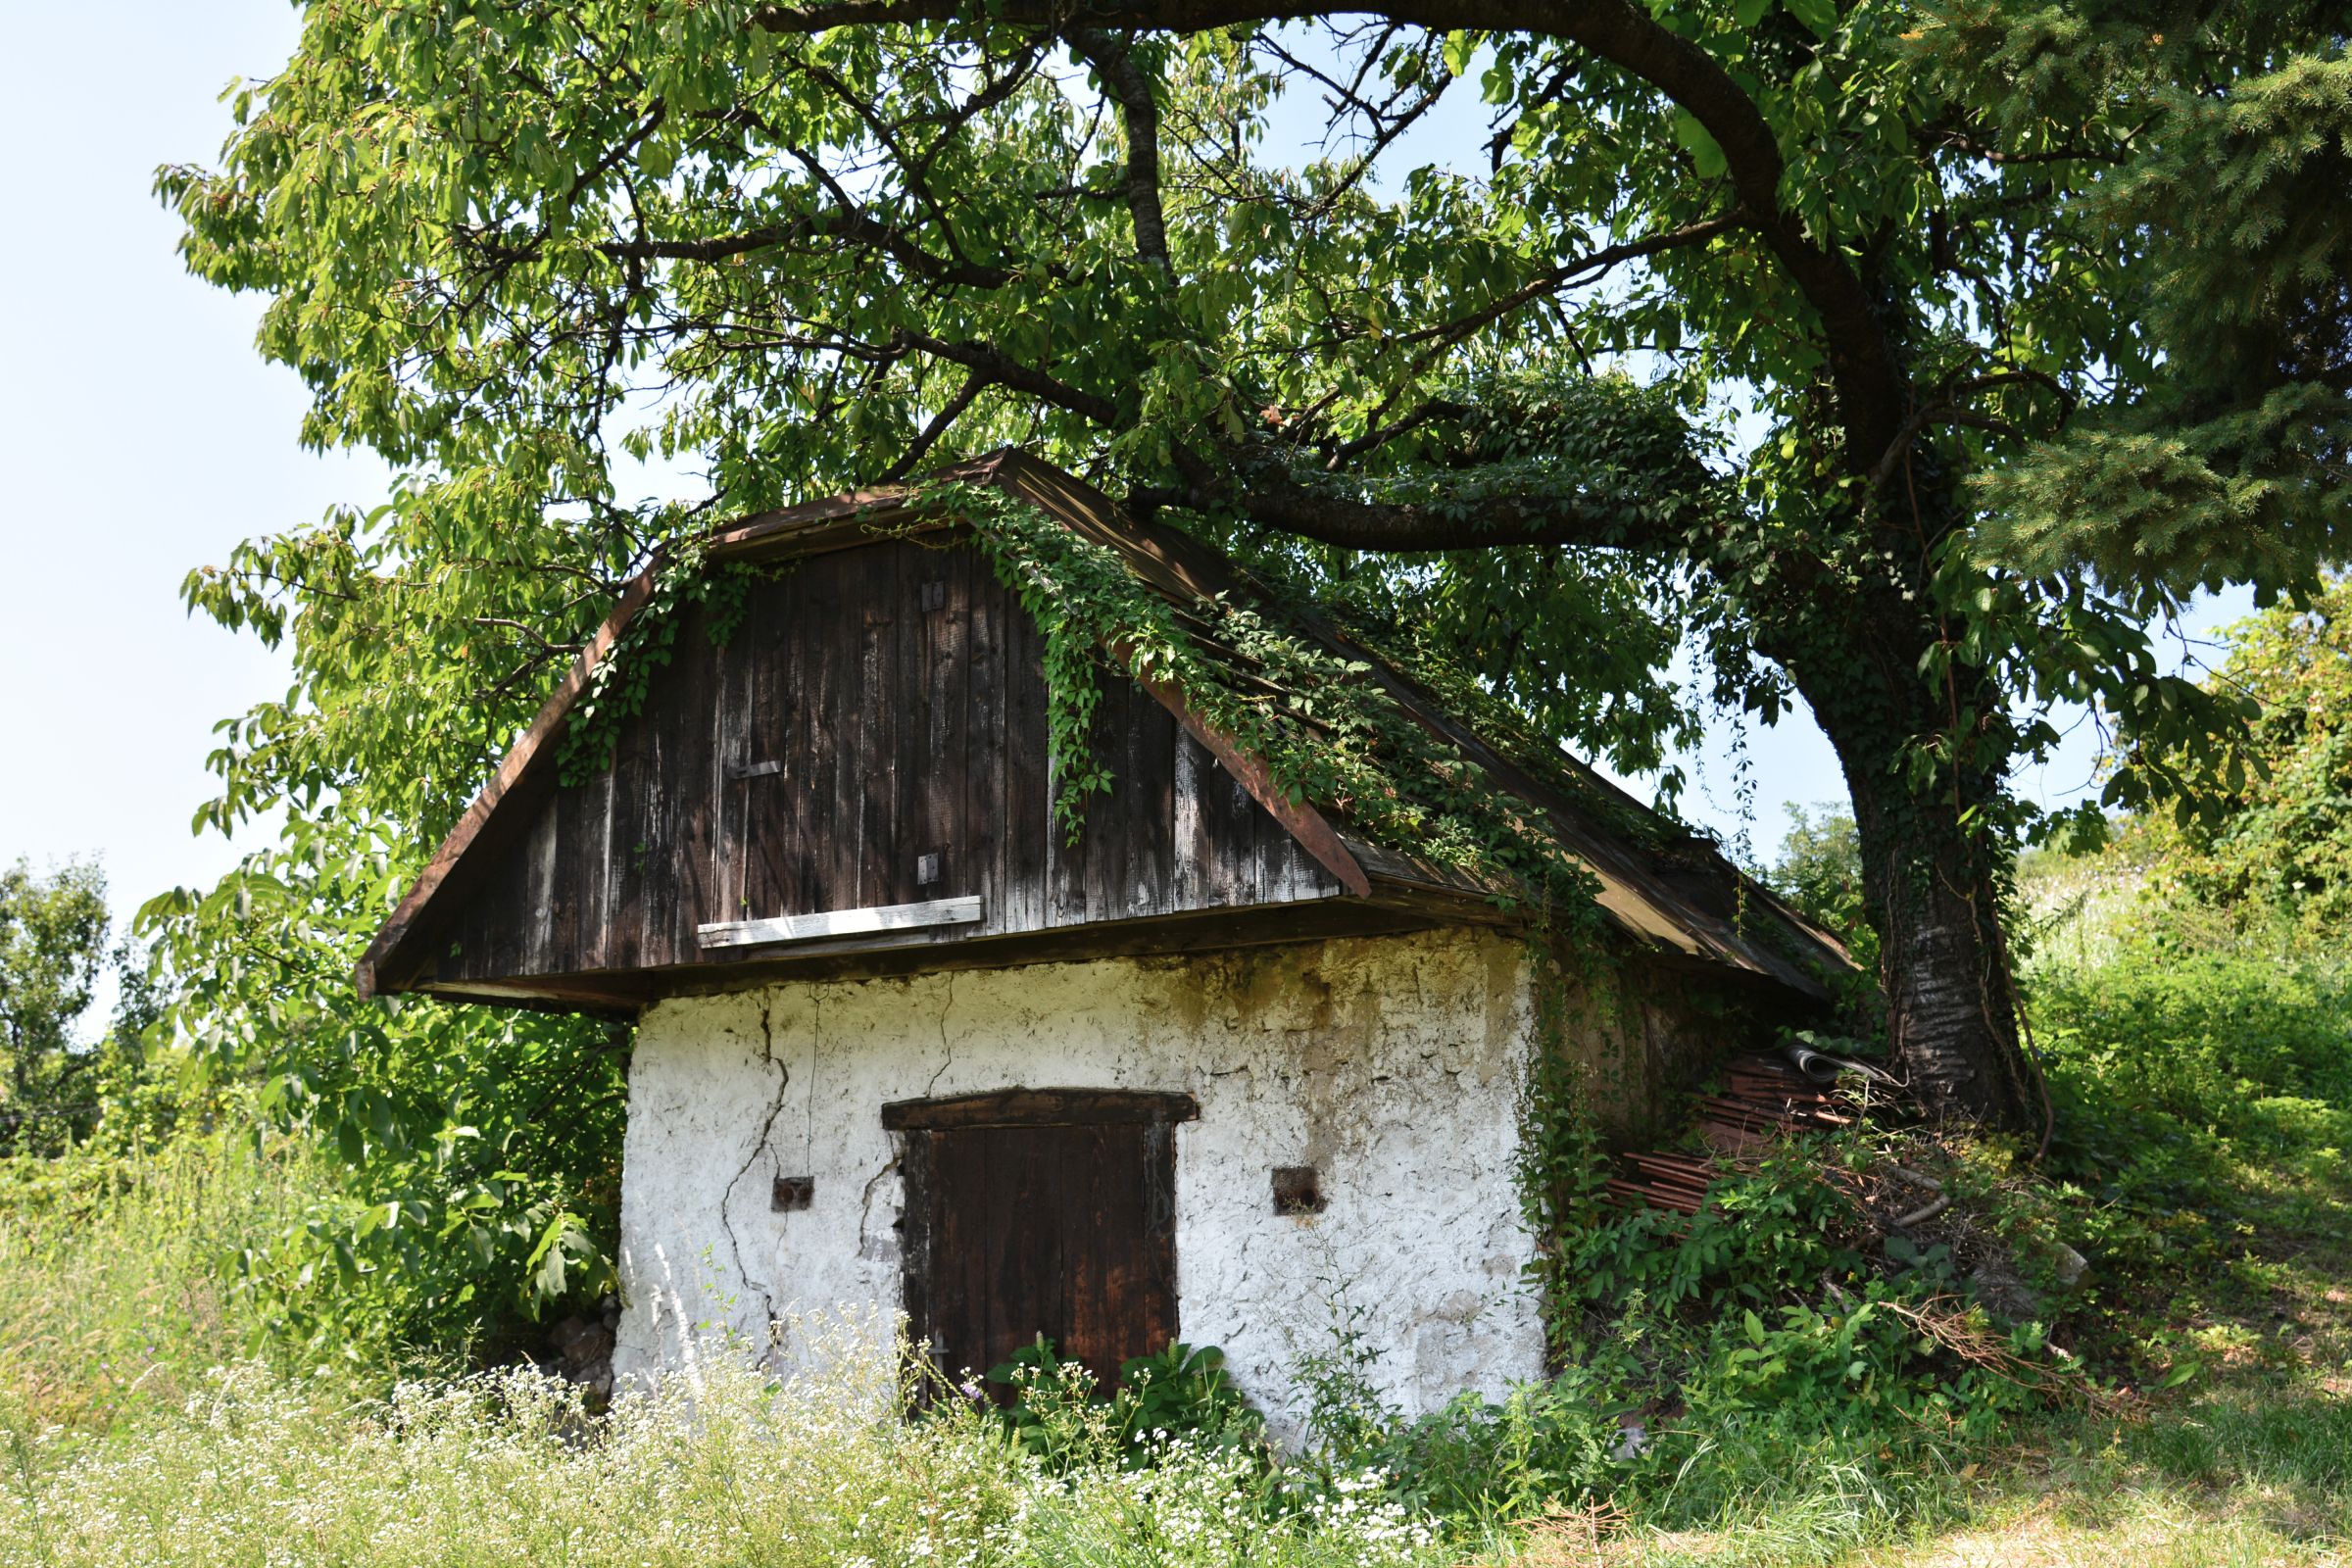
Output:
[
  {"xmin": 1847, "ymin": 762, "xmax": 2039, "ymax": 1130},
  {"xmin": 1791, "ymin": 623, "xmax": 2043, "ymax": 1134}
]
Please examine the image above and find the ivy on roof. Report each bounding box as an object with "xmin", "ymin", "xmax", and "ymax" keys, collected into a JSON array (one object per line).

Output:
[{"xmin": 929, "ymin": 478, "xmax": 1611, "ymax": 935}]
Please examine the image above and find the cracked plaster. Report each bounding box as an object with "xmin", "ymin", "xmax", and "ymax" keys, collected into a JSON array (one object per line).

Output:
[{"xmin": 612, "ymin": 926, "xmax": 1546, "ymax": 1439}]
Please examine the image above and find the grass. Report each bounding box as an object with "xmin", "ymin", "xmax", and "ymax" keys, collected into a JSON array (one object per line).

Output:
[
  {"xmin": 1, "ymin": 1329, "xmax": 1447, "ymax": 1568},
  {"xmin": 1549, "ymin": 1367, "xmax": 2352, "ymax": 1566},
  {"xmin": 0, "ymin": 1126, "xmax": 360, "ymax": 1439}
]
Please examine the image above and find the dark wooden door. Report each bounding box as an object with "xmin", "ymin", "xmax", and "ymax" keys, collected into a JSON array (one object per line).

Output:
[{"xmin": 888, "ymin": 1089, "xmax": 1192, "ymax": 1396}]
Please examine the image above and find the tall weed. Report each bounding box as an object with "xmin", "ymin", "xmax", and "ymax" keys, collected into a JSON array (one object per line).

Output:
[
  {"xmin": 2029, "ymin": 947, "xmax": 2352, "ymax": 1334},
  {"xmin": 0, "ymin": 1127, "xmax": 370, "ymax": 1436}
]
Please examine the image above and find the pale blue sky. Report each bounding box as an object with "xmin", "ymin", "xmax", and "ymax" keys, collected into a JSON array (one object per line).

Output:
[
  {"xmin": 0, "ymin": 2, "xmax": 382, "ymax": 933},
  {"xmin": 0, "ymin": 3, "xmax": 2245, "ymax": 954}
]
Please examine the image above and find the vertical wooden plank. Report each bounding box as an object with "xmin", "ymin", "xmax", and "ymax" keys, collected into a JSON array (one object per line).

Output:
[
  {"xmin": 549, "ymin": 775, "xmax": 599, "ymax": 973},
  {"xmin": 911, "ymin": 546, "xmax": 970, "ymax": 910},
  {"xmin": 1171, "ymin": 729, "xmax": 1207, "ymax": 912},
  {"xmin": 634, "ymin": 696, "xmax": 677, "ymax": 967},
  {"xmin": 1260, "ymin": 803, "xmax": 1337, "ymax": 905},
  {"xmin": 596, "ymin": 731, "xmax": 626, "ymax": 969},
  {"xmin": 854, "ymin": 547, "xmax": 901, "ymax": 910},
  {"xmin": 1143, "ymin": 1115, "xmax": 1179, "ymax": 1352},
  {"xmin": 745, "ymin": 567, "xmax": 809, "ymax": 920},
  {"xmin": 573, "ymin": 769, "xmax": 612, "ymax": 973},
  {"xmin": 604, "ymin": 716, "xmax": 651, "ymax": 971},
  {"xmin": 513, "ymin": 782, "xmax": 560, "ymax": 974},
  {"xmin": 1195, "ymin": 740, "xmax": 1263, "ymax": 908},
  {"xmin": 667, "ymin": 609, "xmax": 722, "ymax": 962},
  {"xmin": 710, "ymin": 582, "xmax": 758, "ymax": 929},
  {"xmin": 1060, "ymin": 1124, "xmax": 1095, "ymax": 1383},
  {"xmin": 1073, "ymin": 676, "xmax": 1130, "ymax": 925},
  {"xmin": 783, "ymin": 565, "xmax": 824, "ymax": 916},
  {"xmin": 1001, "ymin": 580, "xmax": 1052, "ymax": 936},
  {"xmin": 811, "ymin": 554, "xmax": 862, "ymax": 915},
  {"xmin": 886, "ymin": 543, "xmax": 921, "ymax": 910},
  {"xmin": 445, "ymin": 856, "xmax": 494, "ymax": 983},
  {"xmin": 1121, "ymin": 685, "xmax": 1177, "ymax": 919},
  {"xmin": 964, "ymin": 547, "xmax": 1008, "ymax": 939},
  {"xmin": 939, "ymin": 1127, "xmax": 991, "ymax": 1382},
  {"xmin": 462, "ymin": 804, "xmax": 539, "ymax": 981},
  {"xmin": 896, "ymin": 1128, "xmax": 935, "ymax": 1376},
  {"xmin": 1287, "ymin": 828, "xmax": 1344, "ymax": 903},
  {"xmin": 1061, "ymin": 1123, "xmax": 1103, "ymax": 1384}
]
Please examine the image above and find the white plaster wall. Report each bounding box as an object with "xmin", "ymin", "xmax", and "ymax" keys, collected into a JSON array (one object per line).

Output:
[{"xmin": 611, "ymin": 927, "xmax": 1543, "ymax": 1439}]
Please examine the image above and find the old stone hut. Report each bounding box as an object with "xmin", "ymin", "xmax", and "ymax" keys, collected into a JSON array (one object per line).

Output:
[{"xmin": 359, "ymin": 450, "xmax": 1846, "ymax": 1434}]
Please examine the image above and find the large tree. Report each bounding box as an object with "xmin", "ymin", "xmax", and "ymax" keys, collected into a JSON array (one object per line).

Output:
[{"xmin": 162, "ymin": 0, "xmax": 2349, "ymax": 1132}]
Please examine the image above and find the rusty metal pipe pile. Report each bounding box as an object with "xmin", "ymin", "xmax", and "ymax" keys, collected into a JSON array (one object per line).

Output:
[{"xmin": 1603, "ymin": 1054, "xmax": 1866, "ymax": 1216}]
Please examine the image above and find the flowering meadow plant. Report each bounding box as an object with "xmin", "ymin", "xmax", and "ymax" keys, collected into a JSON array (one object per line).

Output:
[{"xmin": 0, "ymin": 1329, "xmax": 1445, "ymax": 1568}]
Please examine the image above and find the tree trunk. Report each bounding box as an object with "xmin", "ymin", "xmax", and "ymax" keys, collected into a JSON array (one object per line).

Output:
[
  {"xmin": 1796, "ymin": 655, "xmax": 2044, "ymax": 1134},
  {"xmin": 1843, "ymin": 756, "xmax": 2041, "ymax": 1131},
  {"xmin": 1757, "ymin": 463, "xmax": 2039, "ymax": 1131}
]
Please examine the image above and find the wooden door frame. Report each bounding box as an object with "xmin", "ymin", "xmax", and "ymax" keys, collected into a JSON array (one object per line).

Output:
[{"xmin": 882, "ymin": 1086, "xmax": 1199, "ymax": 1131}]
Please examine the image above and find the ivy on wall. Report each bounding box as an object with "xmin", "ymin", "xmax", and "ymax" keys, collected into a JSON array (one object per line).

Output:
[
  {"xmin": 555, "ymin": 547, "xmax": 765, "ymax": 788},
  {"xmin": 557, "ymin": 484, "xmax": 1809, "ymax": 1347}
]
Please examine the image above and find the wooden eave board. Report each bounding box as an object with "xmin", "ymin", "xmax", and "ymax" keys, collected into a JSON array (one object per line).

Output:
[{"xmin": 405, "ymin": 888, "xmax": 1477, "ymax": 1008}]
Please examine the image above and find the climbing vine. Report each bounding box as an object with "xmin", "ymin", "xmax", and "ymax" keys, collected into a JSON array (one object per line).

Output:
[
  {"xmin": 918, "ymin": 481, "xmax": 1626, "ymax": 933},
  {"xmin": 902, "ymin": 484, "xmax": 1660, "ymax": 1350},
  {"xmin": 556, "ymin": 544, "xmax": 764, "ymax": 787},
  {"xmin": 564, "ymin": 481, "xmax": 1835, "ymax": 1351},
  {"xmin": 1514, "ymin": 940, "xmax": 1619, "ymax": 1364}
]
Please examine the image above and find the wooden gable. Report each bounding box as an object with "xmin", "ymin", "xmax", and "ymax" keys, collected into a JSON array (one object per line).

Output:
[
  {"xmin": 359, "ymin": 452, "xmax": 1847, "ymax": 1014},
  {"xmin": 360, "ymin": 527, "xmax": 1475, "ymax": 1011}
]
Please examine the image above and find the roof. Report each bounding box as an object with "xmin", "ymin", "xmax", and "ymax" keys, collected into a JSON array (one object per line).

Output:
[{"xmin": 358, "ymin": 449, "xmax": 1849, "ymax": 1003}]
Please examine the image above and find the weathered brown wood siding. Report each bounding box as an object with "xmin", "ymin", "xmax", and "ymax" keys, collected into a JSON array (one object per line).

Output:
[{"xmin": 430, "ymin": 538, "xmax": 1339, "ymax": 987}]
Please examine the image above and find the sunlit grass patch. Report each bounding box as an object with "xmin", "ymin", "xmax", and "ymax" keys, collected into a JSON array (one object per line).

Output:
[{"xmin": 0, "ymin": 1129, "xmax": 356, "ymax": 1438}]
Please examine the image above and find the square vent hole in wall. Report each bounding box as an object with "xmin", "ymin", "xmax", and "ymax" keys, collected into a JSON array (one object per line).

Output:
[
  {"xmin": 1272, "ymin": 1166, "xmax": 1326, "ymax": 1216},
  {"xmin": 772, "ymin": 1175, "xmax": 814, "ymax": 1212}
]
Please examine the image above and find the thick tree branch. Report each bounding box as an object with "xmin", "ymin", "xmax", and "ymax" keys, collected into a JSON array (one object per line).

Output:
[
  {"xmin": 1397, "ymin": 212, "xmax": 1743, "ymax": 354},
  {"xmin": 612, "ymin": 216, "xmax": 1013, "ymax": 286},
  {"xmin": 1138, "ymin": 455, "xmax": 1693, "ymax": 553},
  {"xmin": 1066, "ymin": 28, "xmax": 1174, "ymax": 273},
  {"xmin": 894, "ymin": 331, "xmax": 1122, "ymax": 423},
  {"xmin": 877, "ymin": 369, "xmax": 990, "ymax": 482}
]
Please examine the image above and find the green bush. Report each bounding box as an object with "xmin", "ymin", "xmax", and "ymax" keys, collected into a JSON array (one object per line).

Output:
[
  {"xmin": 2030, "ymin": 947, "xmax": 2352, "ymax": 1329},
  {"xmin": 986, "ymin": 1336, "xmax": 1263, "ymax": 1470}
]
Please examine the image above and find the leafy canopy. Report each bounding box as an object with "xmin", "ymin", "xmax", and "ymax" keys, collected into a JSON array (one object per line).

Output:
[
  {"xmin": 157, "ymin": 1, "xmax": 2347, "ymax": 846},
  {"xmin": 2130, "ymin": 575, "xmax": 2352, "ymax": 952}
]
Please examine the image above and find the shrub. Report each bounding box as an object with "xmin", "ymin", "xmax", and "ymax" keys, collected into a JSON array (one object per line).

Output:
[
  {"xmin": 2026, "ymin": 945, "xmax": 2352, "ymax": 1345},
  {"xmin": 985, "ymin": 1336, "xmax": 1263, "ymax": 1470}
]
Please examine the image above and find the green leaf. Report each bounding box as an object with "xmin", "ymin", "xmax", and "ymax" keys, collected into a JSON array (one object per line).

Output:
[
  {"xmin": 1670, "ymin": 109, "xmax": 1729, "ymax": 179},
  {"xmin": 1785, "ymin": 0, "xmax": 1838, "ymax": 39}
]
